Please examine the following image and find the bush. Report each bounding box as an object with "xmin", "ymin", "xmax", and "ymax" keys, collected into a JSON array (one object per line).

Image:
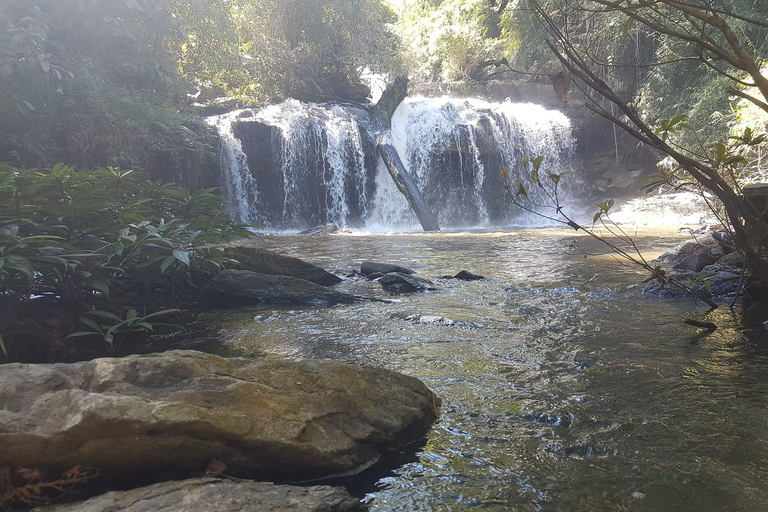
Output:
[{"xmin": 0, "ymin": 164, "xmax": 253, "ymax": 362}]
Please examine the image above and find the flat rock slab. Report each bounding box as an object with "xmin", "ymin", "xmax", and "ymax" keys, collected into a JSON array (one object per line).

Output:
[
  {"xmin": 231, "ymin": 247, "xmax": 342, "ymax": 286},
  {"xmin": 203, "ymin": 269, "xmax": 352, "ymax": 306},
  {"xmin": 379, "ymin": 273, "xmax": 436, "ymax": 293},
  {"xmin": 361, "ymin": 261, "xmax": 414, "ymax": 277},
  {"xmin": 33, "ymin": 478, "xmax": 364, "ymax": 512},
  {"xmin": 0, "ymin": 351, "xmax": 440, "ymax": 483}
]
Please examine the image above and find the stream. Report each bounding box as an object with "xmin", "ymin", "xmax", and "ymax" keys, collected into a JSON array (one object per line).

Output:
[{"xmin": 186, "ymin": 229, "xmax": 768, "ymax": 511}]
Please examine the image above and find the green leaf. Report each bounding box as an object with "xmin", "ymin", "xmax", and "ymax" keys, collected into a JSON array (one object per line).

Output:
[
  {"xmin": 85, "ymin": 275, "xmax": 110, "ymax": 295},
  {"xmin": 715, "ymin": 143, "xmax": 726, "ymax": 163},
  {"xmin": 173, "ymin": 249, "xmax": 191, "ymax": 266},
  {"xmin": 86, "ymin": 310, "xmax": 123, "ymax": 322},
  {"xmin": 66, "ymin": 331, "xmax": 102, "ymax": 339},
  {"xmin": 79, "ymin": 317, "xmax": 105, "ymax": 334},
  {"xmin": 160, "ymin": 255, "xmax": 176, "ymax": 273},
  {"xmin": 516, "ymin": 178, "xmax": 528, "ymax": 197}
]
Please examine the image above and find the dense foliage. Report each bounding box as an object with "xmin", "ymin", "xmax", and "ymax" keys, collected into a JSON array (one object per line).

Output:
[
  {"xmin": 0, "ymin": 164, "xmax": 252, "ymax": 362},
  {"xmin": 393, "ymin": 0, "xmax": 510, "ymax": 82},
  {"xmin": 0, "ymin": 0, "xmax": 399, "ymax": 171}
]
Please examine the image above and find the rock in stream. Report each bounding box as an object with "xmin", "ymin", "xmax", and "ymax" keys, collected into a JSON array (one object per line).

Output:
[
  {"xmin": 0, "ymin": 350, "xmax": 441, "ymax": 483},
  {"xmin": 232, "ymin": 246, "xmax": 342, "ymax": 286},
  {"xmin": 32, "ymin": 477, "xmax": 364, "ymax": 512},
  {"xmin": 203, "ymin": 269, "xmax": 352, "ymax": 306}
]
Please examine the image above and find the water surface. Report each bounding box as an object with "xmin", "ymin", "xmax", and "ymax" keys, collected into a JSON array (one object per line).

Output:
[{"xmin": 200, "ymin": 229, "xmax": 768, "ymax": 511}]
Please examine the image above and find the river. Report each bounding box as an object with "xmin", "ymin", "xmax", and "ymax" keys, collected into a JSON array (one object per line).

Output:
[{"xmin": 188, "ymin": 229, "xmax": 768, "ymax": 511}]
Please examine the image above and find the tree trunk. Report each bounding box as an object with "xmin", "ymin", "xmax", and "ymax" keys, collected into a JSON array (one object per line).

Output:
[{"xmin": 372, "ymin": 76, "xmax": 441, "ymax": 232}]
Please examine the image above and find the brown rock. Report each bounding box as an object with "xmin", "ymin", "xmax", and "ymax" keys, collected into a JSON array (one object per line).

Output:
[
  {"xmin": 33, "ymin": 477, "xmax": 364, "ymax": 512},
  {"xmin": 233, "ymin": 247, "xmax": 341, "ymax": 286},
  {"xmin": 0, "ymin": 351, "xmax": 441, "ymax": 483}
]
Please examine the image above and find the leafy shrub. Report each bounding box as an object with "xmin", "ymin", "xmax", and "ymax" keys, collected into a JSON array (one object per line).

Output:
[{"xmin": 0, "ymin": 164, "xmax": 253, "ymax": 362}]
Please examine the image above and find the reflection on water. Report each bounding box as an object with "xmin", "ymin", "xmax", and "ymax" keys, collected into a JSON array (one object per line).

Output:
[{"xmin": 200, "ymin": 230, "xmax": 768, "ymax": 511}]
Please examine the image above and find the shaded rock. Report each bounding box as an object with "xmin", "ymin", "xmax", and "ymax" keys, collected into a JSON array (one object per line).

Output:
[
  {"xmin": 656, "ymin": 233, "xmax": 725, "ymax": 266},
  {"xmin": 203, "ymin": 269, "xmax": 351, "ymax": 306},
  {"xmin": 711, "ymin": 230, "xmax": 735, "ymax": 252},
  {"xmin": 361, "ymin": 261, "xmax": 414, "ymax": 277},
  {"xmin": 299, "ymin": 223, "xmax": 342, "ymax": 236},
  {"xmin": 717, "ymin": 251, "xmax": 744, "ymax": 268},
  {"xmin": 450, "ymin": 270, "xmax": 486, "ymax": 281},
  {"xmin": 233, "ymin": 247, "xmax": 341, "ymax": 286},
  {"xmin": 33, "ymin": 478, "xmax": 364, "ymax": 512},
  {"xmin": 0, "ymin": 351, "xmax": 441, "ymax": 483},
  {"xmin": 379, "ymin": 273, "xmax": 436, "ymax": 293},
  {"xmin": 673, "ymin": 252, "xmax": 716, "ymax": 272}
]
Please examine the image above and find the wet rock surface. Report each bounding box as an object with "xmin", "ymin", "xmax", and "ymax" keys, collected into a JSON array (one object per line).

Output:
[
  {"xmin": 0, "ymin": 350, "xmax": 441, "ymax": 483},
  {"xmin": 379, "ymin": 273, "xmax": 436, "ymax": 293},
  {"xmin": 32, "ymin": 478, "xmax": 365, "ymax": 512},
  {"xmin": 655, "ymin": 233, "xmax": 727, "ymax": 269},
  {"xmin": 203, "ymin": 269, "xmax": 352, "ymax": 306},
  {"xmin": 360, "ymin": 261, "xmax": 415, "ymax": 277},
  {"xmin": 444, "ymin": 270, "xmax": 485, "ymax": 281},
  {"xmin": 232, "ymin": 247, "xmax": 341, "ymax": 286}
]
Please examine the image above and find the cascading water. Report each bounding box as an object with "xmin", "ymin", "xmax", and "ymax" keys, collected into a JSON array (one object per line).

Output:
[
  {"xmin": 387, "ymin": 96, "xmax": 580, "ymax": 227},
  {"xmin": 207, "ymin": 111, "xmax": 261, "ymax": 224},
  {"xmin": 209, "ymin": 96, "xmax": 582, "ymax": 231},
  {"xmin": 208, "ymin": 100, "xmax": 377, "ymax": 230}
]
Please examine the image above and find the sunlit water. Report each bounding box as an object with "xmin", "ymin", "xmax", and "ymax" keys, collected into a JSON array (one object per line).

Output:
[{"xmin": 184, "ymin": 229, "xmax": 768, "ymax": 511}]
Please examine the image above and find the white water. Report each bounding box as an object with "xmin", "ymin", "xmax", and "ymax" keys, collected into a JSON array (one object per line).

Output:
[
  {"xmin": 390, "ymin": 96, "xmax": 579, "ymax": 227},
  {"xmin": 206, "ymin": 111, "xmax": 261, "ymax": 224},
  {"xmin": 209, "ymin": 97, "xmax": 581, "ymax": 231}
]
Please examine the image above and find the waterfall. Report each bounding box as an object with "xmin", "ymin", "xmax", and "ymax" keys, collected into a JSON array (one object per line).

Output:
[
  {"xmin": 208, "ymin": 100, "xmax": 377, "ymax": 230},
  {"xmin": 209, "ymin": 97, "xmax": 580, "ymax": 231},
  {"xmin": 387, "ymin": 97, "xmax": 580, "ymax": 227},
  {"xmin": 207, "ymin": 111, "xmax": 261, "ymax": 224}
]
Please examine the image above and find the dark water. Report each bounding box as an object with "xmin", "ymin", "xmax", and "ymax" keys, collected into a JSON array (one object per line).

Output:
[{"xmin": 199, "ymin": 229, "xmax": 768, "ymax": 511}]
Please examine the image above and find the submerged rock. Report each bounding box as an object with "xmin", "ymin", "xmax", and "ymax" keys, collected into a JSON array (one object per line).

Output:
[
  {"xmin": 32, "ymin": 477, "xmax": 364, "ymax": 512},
  {"xmin": 379, "ymin": 273, "xmax": 436, "ymax": 293},
  {"xmin": 361, "ymin": 261, "xmax": 414, "ymax": 277},
  {"xmin": 203, "ymin": 269, "xmax": 352, "ymax": 306},
  {"xmin": 299, "ymin": 223, "xmax": 342, "ymax": 236},
  {"xmin": 232, "ymin": 247, "xmax": 341, "ymax": 286},
  {"xmin": 0, "ymin": 350, "xmax": 441, "ymax": 483}
]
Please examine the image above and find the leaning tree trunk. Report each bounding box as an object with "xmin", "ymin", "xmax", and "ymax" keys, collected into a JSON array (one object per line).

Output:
[{"xmin": 372, "ymin": 77, "xmax": 440, "ymax": 232}]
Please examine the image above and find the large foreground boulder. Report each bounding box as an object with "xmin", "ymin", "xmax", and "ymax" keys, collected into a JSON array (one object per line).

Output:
[
  {"xmin": 33, "ymin": 478, "xmax": 364, "ymax": 512},
  {"xmin": 0, "ymin": 351, "xmax": 440, "ymax": 483},
  {"xmin": 233, "ymin": 247, "xmax": 342, "ymax": 286},
  {"xmin": 203, "ymin": 269, "xmax": 352, "ymax": 306}
]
